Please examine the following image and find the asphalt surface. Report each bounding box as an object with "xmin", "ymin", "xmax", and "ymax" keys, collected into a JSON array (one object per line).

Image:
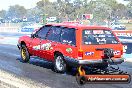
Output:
[
  {"xmin": 0, "ymin": 33, "xmax": 132, "ymax": 88},
  {"xmin": 0, "ymin": 32, "xmax": 25, "ymax": 37}
]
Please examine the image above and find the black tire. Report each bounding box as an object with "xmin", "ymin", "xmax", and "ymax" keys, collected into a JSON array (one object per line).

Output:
[
  {"xmin": 54, "ymin": 54, "xmax": 66, "ymax": 73},
  {"xmin": 66, "ymin": 65, "xmax": 73, "ymax": 72},
  {"xmin": 20, "ymin": 44, "xmax": 30, "ymax": 62},
  {"xmin": 95, "ymin": 64, "xmax": 108, "ymax": 69}
]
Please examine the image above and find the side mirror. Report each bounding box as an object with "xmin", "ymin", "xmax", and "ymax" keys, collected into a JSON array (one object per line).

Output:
[{"xmin": 31, "ymin": 34, "xmax": 35, "ymax": 38}]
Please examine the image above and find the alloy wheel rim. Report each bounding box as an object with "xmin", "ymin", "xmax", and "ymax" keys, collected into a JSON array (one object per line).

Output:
[
  {"xmin": 21, "ymin": 48, "xmax": 26, "ymax": 60},
  {"xmin": 56, "ymin": 56, "xmax": 64, "ymax": 71}
]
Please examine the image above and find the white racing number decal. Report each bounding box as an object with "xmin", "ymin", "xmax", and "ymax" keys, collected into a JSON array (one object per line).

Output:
[
  {"xmin": 93, "ymin": 30, "xmax": 104, "ymax": 34},
  {"xmin": 33, "ymin": 45, "xmax": 41, "ymax": 50},
  {"xmin": 41, "ymin": 43, "xmax": 53, "ymax": 50},
  {"xmin": 63, "ymin": 40, "xmax": 72, "ymax": 44},
  {"xmin": 115, "ymin": 33, "xmax": 132, "ymax": 37},
  {"xmin": 96, "ymin": 38, "xmax": 106, "ymax": 42},
  {"xmin": 33, "ymin": 43, "xmax": 53, "ymax": 50},
  {"xmin": 85, "ymin": 30, "xmax": 91, "ymax": 34}
]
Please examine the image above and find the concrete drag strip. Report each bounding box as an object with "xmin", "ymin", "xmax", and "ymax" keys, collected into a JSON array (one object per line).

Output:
[
  {"xmin": 0, "ymin": 37, "xmax": 18, "ymax": 45},
  {"xmin": 124, "ymin": 54, "xmax": 132, "ymax": 62},
  {"xmin": 125, "ymin": 58, "xmax": 132, "ymax": 62},
  {"xmin": 0, "ymin": 69, "xmax": 50, "ymax": 88}
]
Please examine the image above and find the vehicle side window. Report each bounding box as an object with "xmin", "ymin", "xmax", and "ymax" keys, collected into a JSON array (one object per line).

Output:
[
  {"xmin": 35, "ymin": 26, "xmax": 51, "ymax": 39},
  {"xmin": 61, "ymin": 28, "xmax": 76, "ymax": 45},
  {"xmin": 46, "ymin": 26, "xmax": 61, "ymax": 42}
]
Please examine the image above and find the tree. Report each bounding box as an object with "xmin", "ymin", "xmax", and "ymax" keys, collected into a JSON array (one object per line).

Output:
[
  {"xmin": 36, "ymin": 0, "xmax": 58, "ymax": 17},
  {"xmin": 0, "ymin": 10, "xmax": 6, "ymax": 18},
  {"xmin": 7, "ymin": 5, "xmax": 27, "ymax": 18},
  {"xmin": 115, "ymin": 3, "xmax": 127, "ymax": 19},
  {"xmin": 83, "ymin": 0, "xmax": 127, "ymax": 22},
  {"xmin": 127, "ymin": 1, "xmax": 132, "ymax": 18},
  {"xmin": 35, "ymin": 0, "xmax": 130, "ymax": 22}
]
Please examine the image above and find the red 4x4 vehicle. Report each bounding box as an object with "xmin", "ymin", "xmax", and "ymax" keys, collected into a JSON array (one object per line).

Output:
[{"xmin": 18, "ymin": 23, "xmax": 124, "ymax": 73}]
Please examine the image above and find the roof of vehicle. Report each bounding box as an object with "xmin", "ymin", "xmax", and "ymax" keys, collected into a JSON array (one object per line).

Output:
[{"xmin": 46, "ymin": 23, "xmax": 111, "ymax": 30}]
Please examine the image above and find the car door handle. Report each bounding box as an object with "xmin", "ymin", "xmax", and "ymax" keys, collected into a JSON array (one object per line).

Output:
[{"xmin": 52, "ymin": 44, "xmax": 57, "ymax": 46}]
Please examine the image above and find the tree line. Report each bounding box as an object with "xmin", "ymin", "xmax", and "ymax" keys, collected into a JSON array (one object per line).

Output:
[{"xmin": 0, "ymin": 0, "xmax": 131, "ymax": 23}]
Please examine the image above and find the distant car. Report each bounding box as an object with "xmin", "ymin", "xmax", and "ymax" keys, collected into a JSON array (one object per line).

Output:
[
  {"xmin": 111, "ymin": 23, "xmax": 126, "ymax": 30},
  {"xmin": 11, "ymin": 18, "xmax": 22, "ymax": 23},
  {"xmin": 0, "ymin": 18, "xmax": 5, "ymax": 23},
  {"xmin": 17, "ymin": 23, "xmax": 124, "ymax": 73}
]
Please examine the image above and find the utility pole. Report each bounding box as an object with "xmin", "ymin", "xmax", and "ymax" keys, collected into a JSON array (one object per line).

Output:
[{"xmin": 42, "ymin": 0, "xmax": 47, "ymax": 25}]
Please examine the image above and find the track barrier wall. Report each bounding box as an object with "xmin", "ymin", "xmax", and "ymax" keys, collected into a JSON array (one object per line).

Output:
[{"xmin": 0, "ymin": 27, "xmax": 19, "ymax": 33}]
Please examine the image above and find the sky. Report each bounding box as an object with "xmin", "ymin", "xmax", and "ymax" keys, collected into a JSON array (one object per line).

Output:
[
  {"xmin": 0, "ymin": 0, "xmax": 41, "ymax": 10},
  {"xmin": 0, "ymin": 0, "xmax": 130, "ymax": 11}
]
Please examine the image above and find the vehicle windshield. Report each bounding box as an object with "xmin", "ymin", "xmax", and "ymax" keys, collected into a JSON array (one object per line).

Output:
[{"xmin": 82, "ymin": 30, "xmax": 119, "ymax": 45}]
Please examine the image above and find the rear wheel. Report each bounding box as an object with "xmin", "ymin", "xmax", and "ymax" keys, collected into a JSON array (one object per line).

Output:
[
  {"xmin": 66, "ymin": 65, "xmax": 73, "ymax": 72},
  {"xmin": 21, "ymin": 44, "xmax": 30, "ymax": 62},
  {"xmin": 54, "ymin": 54, "xmax": 66, "ymax": 73}
]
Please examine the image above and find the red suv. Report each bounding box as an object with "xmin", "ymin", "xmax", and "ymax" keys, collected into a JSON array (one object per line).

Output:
[{"xmin": 17, "ymin": 23, "xmax": 124, "ymax": 73}]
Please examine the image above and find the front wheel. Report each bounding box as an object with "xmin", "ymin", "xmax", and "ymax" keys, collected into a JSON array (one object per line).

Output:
[
  {"xmin": 54, "ymin": 55, "xmax": 66, "ymax": 73},
  {"xmin": 21, "ymin": 45, "xmax": 30, "ymax": 62}
]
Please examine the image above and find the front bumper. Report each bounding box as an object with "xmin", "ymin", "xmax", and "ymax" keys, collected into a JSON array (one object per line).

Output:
[{"xmin": 64, "ymin": 56, "xmax": 124, "ymax": 67}]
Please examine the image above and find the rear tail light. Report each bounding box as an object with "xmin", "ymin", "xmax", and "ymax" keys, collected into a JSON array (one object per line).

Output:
[
  {"xmin": 101, "ymin": 51, "xmax": 105, "ymax": 58},
  {"xmin": 121, "ymin": 50, "xmax": 123, "ymax": 55},
  {"xmin": 78, "ymin": 50, "xmax": 83, "ymax": 59}
]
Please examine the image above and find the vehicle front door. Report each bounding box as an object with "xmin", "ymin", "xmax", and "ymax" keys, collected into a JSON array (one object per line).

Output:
[
  {"xmin": 40, "ymin": 26, "xmax": 62, "ymax": 61},
  {"xmin": 30, "ymin": 26, "xmax": 51, "ymax": 56}
]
